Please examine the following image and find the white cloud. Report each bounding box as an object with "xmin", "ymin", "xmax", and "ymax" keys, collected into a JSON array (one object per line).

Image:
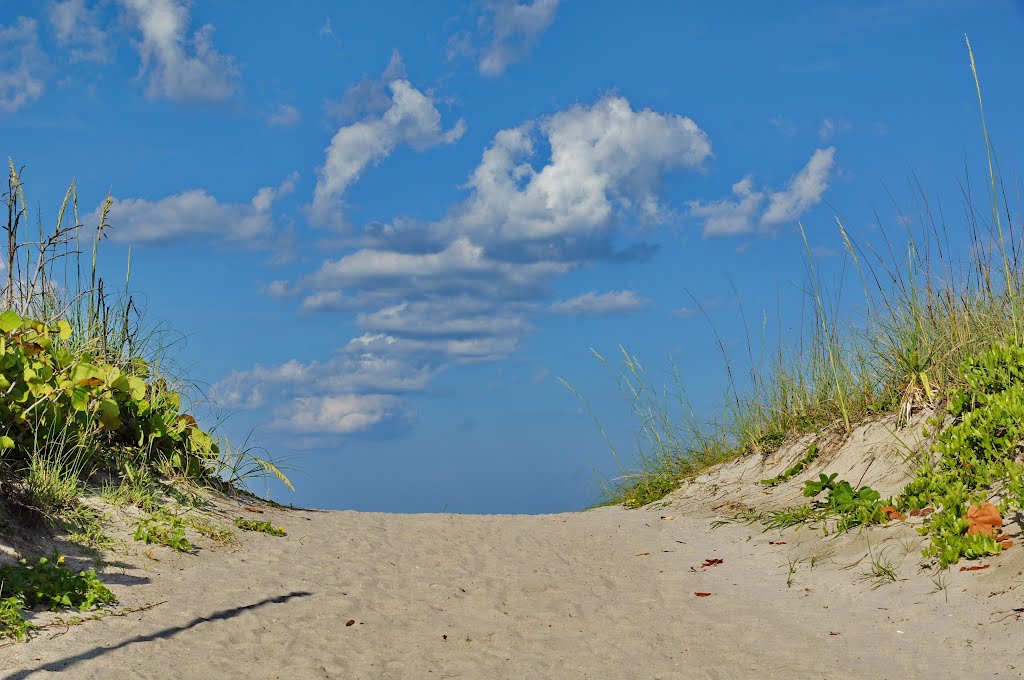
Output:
[
  {"xmin": 548, "ymin": 290, "xmax": 650, "ymax": 316},
  {"xmin": 306, "ymin": 238, "xmax": 568, "ymax": 300},
  {"xmin": 50, "ymin": 0, "xmax": 111, "ymax": 63},
  {"xmin": 356, "ymin": 299, "xmax": 529, "ymax": 337},
  {"xmin": 762, "ymin": 147, "xmax": 836, "ymax": 226},
  {"xmin": 309, "ymin": 62, "xmax": 466, "ymax": 229},
  {"xmin": 478, "ymin": 0, "xmax": 559, "ymax": 76},
  {"xmin": 267, "ymin": 104, "xmax": 302, "ymax": 127},
  {"xmin": 451, "ymin": 95, "xmax": 712, "ymax": 242},
  {"xmin": 119, "ymin": 0, "xmax": 239, "ymax": 103},
  {"xmin": 231, "ymin": 94, "xmax": 717, "ymax": 438},
  {"xmin": 276, "ymin": 394, "xmax": 409, "ymax": 435},
  {"xmin": 0, "ymin": 17, "xmax": 46, "ymax": 113},
  {"xmin": 690, "ymin": 148, "xmax": 836, "ymax": 237},
  {"xmin": 98, "ymin": 172, "xmax": 297, "ymax": 245},
  {"xmin": 688, "ymin": 176, "xmax": 765, "ymax": 238}
]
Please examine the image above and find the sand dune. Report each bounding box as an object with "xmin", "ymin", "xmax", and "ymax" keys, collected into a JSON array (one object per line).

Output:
[
  {"xmin": 1, "ymin": 414, "xmax": 1022, "ymax": 679},
  {"xmin": 1, "ymin": 484, "xmax": 1022, "ymax": 679}
]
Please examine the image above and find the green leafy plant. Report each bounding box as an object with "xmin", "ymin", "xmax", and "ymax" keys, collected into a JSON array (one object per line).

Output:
[
  {"xmin": 133, "ymin": 513, "xmax": 194, "ymax": 552},
  {"xmin": 233, "ymin": 518, "xmax": 286, "ymax": 537},
  {"xmin": 895, "ymin": 344, "xmax": 1024, "ymax": 565},
  {"xmin": 0, "ymin": 596, "xmax": 32, "ymax": 641},
  {"xmin": 0, "ymin": 554, "xmax": 115, "ymax": 639}
]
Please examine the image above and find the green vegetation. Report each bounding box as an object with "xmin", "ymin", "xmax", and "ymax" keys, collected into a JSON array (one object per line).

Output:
[
  {"xmin": 0, "ymin": 554, "xmax": 115, "ymax": 639},
  {"xmin": 133, "ymin": 513, "xmax": 194, "ymax": 552},
  {"xmin": 233, "ymin": 517, "xmax": 287, "ymax": 537},
  {"xmin": 578, "ymin": 39, "xmax": 1023, "ymax": 568},
  {"xmin": 0, "ymin": 162, "xmax": 294, "ymax": 637},
  {"xmin": 895, "ymin": 344, "xmax": 1024, "ymax": 566},
  {"xmin": 760, "ymin": 444, "xmax": 819, "ymax": 486}
]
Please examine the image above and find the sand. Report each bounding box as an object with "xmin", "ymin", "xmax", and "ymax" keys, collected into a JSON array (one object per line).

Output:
[{"xmin": 2, "ymin": 415, "xmax": 1023, "ymax": 679}]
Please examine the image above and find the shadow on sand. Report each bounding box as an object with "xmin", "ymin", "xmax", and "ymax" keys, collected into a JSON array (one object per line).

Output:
[{"xmin": 8, "ymin": 590, "xmax": 314, "ymax": 679}]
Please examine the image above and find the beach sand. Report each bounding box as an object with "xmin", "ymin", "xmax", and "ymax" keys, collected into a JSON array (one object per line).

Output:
[{"xmin": 2, "ymin": 417, "xmax": 1023, "ymax": 679}]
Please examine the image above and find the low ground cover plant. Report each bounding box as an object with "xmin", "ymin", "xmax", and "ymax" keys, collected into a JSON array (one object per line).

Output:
[
  {"xmin": 0, "ymin": 554, "xmax": 115, "ymax": 639},
  {"xmin": 133, "ymin": 513, "xmax": 194, "ymax": 552},
  {"xmin": 233, "ymin": 517, "xmax": 286, "ymax": 537}
]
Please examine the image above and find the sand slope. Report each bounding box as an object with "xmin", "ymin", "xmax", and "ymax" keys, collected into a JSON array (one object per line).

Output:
[{"xmin": 1, "ymin": 486, "xmax": 1022, "ymax": 679}]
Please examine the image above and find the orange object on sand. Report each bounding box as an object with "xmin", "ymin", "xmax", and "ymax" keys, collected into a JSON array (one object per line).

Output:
[
  {"xmin": 964, "ymin": 502, "xmax": 1002, "ymax": 536},
  {"xmin": 880, "ymin": 506, "xmax": 904, "ymax": 521}
]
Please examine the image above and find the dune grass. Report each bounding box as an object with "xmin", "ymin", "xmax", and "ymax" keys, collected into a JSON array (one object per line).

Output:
[{"xmin": 580, "ymin": 36, "xmax": 1022, "ymax": 510}]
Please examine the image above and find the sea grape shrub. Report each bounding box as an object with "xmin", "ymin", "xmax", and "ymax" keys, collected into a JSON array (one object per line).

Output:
[
  {"xmin": 0, "ymin": 311, "xmax": 218, "ymax": 479},
  {"xmin": 896, "ymin": 344, "xmax": 1024, "ymax": 566}
]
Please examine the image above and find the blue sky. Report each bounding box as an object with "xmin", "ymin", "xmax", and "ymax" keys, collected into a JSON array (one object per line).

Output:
[{"xmin": 3, "ymin": 1, "xmax": 1024, "ymax": 513}]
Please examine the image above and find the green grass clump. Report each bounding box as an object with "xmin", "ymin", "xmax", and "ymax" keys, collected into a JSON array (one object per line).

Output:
[
  {"xmin": 577, "ymin": 38, "xmax": 1024, "ymax": 514},
  {"xmin": 760, "ymin": 444, "xmax": 819, "ymax": 486},
  {"xmin": 233, "ymin": 517, "xmax": 286, "ymax": 536},
  {"xmin": 0, "ymin": 554, "xmax": 115, "ymax": 639}
]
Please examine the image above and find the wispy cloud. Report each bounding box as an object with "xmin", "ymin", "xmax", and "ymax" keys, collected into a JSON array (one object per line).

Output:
[
  {"xmin": 119, "ymin": 0, "xmax": 239, "ymax": 103},
  {"xmin": 818, "ymin": 117, "xmax": 851, "ymax": 141},
  {"xmin": 96, "ymin": 172, "xmax": 298, "ymax": 246},
  {"xmin": 50, "ymin": 0, "xmax": 112, "ymax": 63},
  {"xmin": 266, "ymin": 104, "xmax": 302, "ymax": 127},
  {"xmin": 0, "ymin": 17, "xmax": 46, "ymax": 113},
  {"xmin": 689, "ymin": 147, "xmax": 836, "ymax": 237},
  {"xmin": 309, "ymin": 53, "xmax": 465, "ymax": 229},
  {"xmin": 478, "ymin": 0, "xmax": 559, "ymax": 76},
  {"xmin": 548, "ymin": 290, "xmax": 650, "ymax": 316},
  {"xmin": 769, "ymin": 116, "xmax": 796, "ymax": 137}
]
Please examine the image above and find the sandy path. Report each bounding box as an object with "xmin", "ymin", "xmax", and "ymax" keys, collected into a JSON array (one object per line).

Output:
[{"xmin": 0, "ymin": 502, "xmax": 1021, "ymax": 679}]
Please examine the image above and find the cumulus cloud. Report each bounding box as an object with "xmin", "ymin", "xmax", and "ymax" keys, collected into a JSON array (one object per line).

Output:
[
  {"xmin": 266, "ymin": 104, "xmax": 302, "ymax": 127},
  {"xmin": 232, "ymin": 94, "xmax": 714, "ymax": 439},
  {"xmin": 0, "ymin": 17, "xmax": 46, "ymax": 113},
  {"xmin": 548, "ymin": 290, "xmax": 650, "ymax": 316},
  {"xmin": 309, "ymin": 56, "xmax": 465, "ymax": 229},
  {"xmin": 97, "ymin": 172, "xmax": 298, "ymax": 245},
  {"xmin": 450, "ymin": 95, "xmax": 712, "ymax": 243},
  {"xmin": 50, "ymin": 0, "xmax": 111, "ymax": 63},
  {"xmin": 690, "ymin": 147, "xmax": 836, "ymax": 237},
  {"xmin": 119, "ymin": 0, "xmax": 239, "ymax": 103},
  {"xmin": 478, "ymin": 0, "xmax": 559, "ymax": 76}
]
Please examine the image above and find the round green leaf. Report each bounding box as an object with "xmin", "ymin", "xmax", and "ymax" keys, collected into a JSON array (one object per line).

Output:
[{"xmin": 0, "ymin": 311, "xmax": 22, "ymax": 333}]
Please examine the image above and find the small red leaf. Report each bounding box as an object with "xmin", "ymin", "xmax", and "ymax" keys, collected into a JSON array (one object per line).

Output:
[
  {"xmin": 693, "ymin": 592, "xmax": 712, "ymax": 597},
  {"xmin": 244, "ymin": 506, "xmax": 264, "ymax": 514},
  {"xmin": 959, "ymin": 564, "xmax": 990, "ymax": 572},
  {"xmin": 346, "ymin": 619, "xmax": 356, "ymax": 626},
  {"xmin": 701, "ymin": 558, "xmax": 724, "ymax": 568},
  {"xmin": 769, "ymin": 541, "xmax": 787, "ymax": 545},
  {"xmin": 997, "ymin": 534, "xmax": 1012, "ymax": 542},
  {"xmin": 1001, "ymin": 540, "xmax": 1014, "ymax": 550},
  {"xmin": 909, "ymin": 507, "xmax": 934, "ymax": 517}
]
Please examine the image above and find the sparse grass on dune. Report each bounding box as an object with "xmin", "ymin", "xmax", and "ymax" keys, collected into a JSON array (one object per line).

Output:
[{"xmin": 577, "ymin": 36, "xmax": 1023, "ymax": 511}]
